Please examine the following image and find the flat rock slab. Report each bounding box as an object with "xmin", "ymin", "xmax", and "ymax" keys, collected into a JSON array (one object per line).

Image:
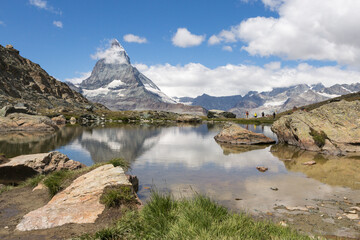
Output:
[
  {"xmin": 214, "ymin": 124, "xmax": 275, "ymax": 145},
  {"xmin": 16, "ymin": 164, "xmax": 132, "ymax": 231}
]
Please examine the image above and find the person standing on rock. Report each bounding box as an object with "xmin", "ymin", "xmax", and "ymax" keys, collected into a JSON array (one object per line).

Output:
[
  {"xmin": 254, "ymin": 113, "xmax": 257, "ymax": 118},
  {"xmin": 273, "ymin": 112, "xmax": 276, "ymax": 119},
  {"xmin": 261, "ymin": 112, "xmax": 265, "ymax": 118},
  {"xmin": 246, "ymin": 111, "xmax": 249, "ymax": 118}
]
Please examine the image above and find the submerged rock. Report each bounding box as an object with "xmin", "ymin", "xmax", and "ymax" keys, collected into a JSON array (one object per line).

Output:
[
  {"xmin": 271, "ymin": 100, "xmax": 360, "ymax": 154},
  {"xmin": 16, "ymin": 164, "xmax": 133, "ymax": 231},
  {"xmin": 214, "ymin": 124, "xmax": 275, "ymax": 145}
]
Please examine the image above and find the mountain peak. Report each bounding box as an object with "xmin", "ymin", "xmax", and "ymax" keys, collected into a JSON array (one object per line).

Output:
[
  {"xmin": 94, "ymin": 39, "xmax": 129, "ymax": 65},
  {"xmin": 111, "ymin": 39, "xmax": 124, "ymax": 50}
]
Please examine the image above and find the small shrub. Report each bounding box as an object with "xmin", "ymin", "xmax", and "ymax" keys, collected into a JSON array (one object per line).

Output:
[
  {"xmin": 100, "ymin": 185, "xmax": 136, "ymax": 208},
  {"xmin": 108, "ymin": 158, "xmax": 130, "ymax": 170},
  {"xmin": 22, "ymin": 174, "xmax": 45, "ymax": 187},
  {"xmin": 43, "ymin": 170, "xmax": 72, "ymax": 196},
  {"xmin": 309, "ymin": 128, "xmax": 328, "ymax": 148}
]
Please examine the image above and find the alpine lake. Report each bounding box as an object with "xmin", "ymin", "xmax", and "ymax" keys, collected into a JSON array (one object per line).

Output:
[{"xmin": 1, "ymin": 122, "xmax": 359, "ymax": 238}]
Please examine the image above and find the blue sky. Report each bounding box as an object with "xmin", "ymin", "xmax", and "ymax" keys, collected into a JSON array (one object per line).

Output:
[{"xmin": 1, "ymin": 0, "xmax": 360, "ymax": 97}]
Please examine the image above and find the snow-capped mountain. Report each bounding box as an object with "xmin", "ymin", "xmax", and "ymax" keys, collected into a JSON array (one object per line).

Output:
[
  {"xmin": 67, "ymin": 39, "xmax": 205, "ymax": 115},
  {"xmin": 176, "ymin": 83, "xmax": 360, "ymax": 117}
]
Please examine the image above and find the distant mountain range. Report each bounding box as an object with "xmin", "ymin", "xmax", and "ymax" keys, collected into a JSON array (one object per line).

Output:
[
  {"xmin": 174, "ymin": 83, "xmax": 360, "ymax": 117},
  {"xmin": 67, "ymin": 39, "xmax": 206, "ymax": 115},
  {"xmin": 0, "ymin": 44, "xmax": 96, "ymax": 111}
]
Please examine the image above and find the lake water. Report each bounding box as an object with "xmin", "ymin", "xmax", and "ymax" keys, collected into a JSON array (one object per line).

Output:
[{"xmin": 1, "ymin": 123, "xmax": 360, "ymax": 215}]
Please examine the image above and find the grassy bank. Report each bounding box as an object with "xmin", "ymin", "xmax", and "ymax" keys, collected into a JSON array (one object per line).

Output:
[
  {"xmin": 79, "ymin": 192, "xmax": 311, "ymax": 240},
  {"xmin": 205, "ymin": 117, "xmax": 276, "ymax": 125}
]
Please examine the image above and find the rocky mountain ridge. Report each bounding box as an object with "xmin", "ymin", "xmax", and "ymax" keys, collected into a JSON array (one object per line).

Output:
[
  {"xmin": 176, "ymin": 83, "xmax": 360, "ymax": 116},
  {"xmin": 0, "ymin": 44, "xmax": 98, "ymax": 112},
  {"xmin": 68, "ymin": 40, "xmax": 206, "ymax": 115}
]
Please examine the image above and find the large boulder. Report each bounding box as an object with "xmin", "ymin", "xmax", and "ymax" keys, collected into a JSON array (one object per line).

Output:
[
  {"xmin": 207, "ymin": 110, "xmax": 236, "ymax": 119},
  {"xmin": 176, "ymin": 115, "xmax": 202, "ymax": 123},
  {"xmin": 0, "ymin": 152, "xmax": 85, "ymax": 184},
  {"xmin": 0, "ymin": 113, "xmax": 59, "ymax": 132},
  {"xmin": 51, "ymin": 115, "xmax": 66, "ymax": 125},
  {"xmin": 16, "ymin": 164, "xmax": 133, "ymax": 231},
  {"xmin": 214, "ymin": 124, "xmax": 275, "ymax": 145},
  {"xmin": 271, "ymin": 100, "xmax": 360, "ymax": 154}
]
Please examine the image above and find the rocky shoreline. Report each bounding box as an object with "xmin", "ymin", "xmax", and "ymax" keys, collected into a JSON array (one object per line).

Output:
[{"xmin": 0, "ymin": 152, "xmax": 141, "ymax": 239}]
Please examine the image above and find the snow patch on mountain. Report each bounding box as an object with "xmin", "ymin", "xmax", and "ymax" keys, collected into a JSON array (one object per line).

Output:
[
  {"xmin": 143, "ymin": 83, "xmax": 176, "ymax": 103},
  {"xmin": 107, "ymin": 79, "xmax": 126, "ymax": 89}
]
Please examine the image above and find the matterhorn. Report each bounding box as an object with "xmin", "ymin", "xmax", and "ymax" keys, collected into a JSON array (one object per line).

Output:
[{"xmin": 68, "ymin": 39, "xmax": 205, "ymax": 115}]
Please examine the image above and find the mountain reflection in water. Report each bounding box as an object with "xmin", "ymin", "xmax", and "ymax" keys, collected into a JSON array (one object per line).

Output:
[{"xmin": 1, "ymin": 123, "xmax": 359, "ymax": 215}]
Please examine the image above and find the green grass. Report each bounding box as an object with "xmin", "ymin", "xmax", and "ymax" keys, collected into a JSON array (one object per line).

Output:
[
  {"xmin": 79, "ymin": 192, "xmax": 311, "ymax": 240},
  {"xmin": 21, "ymin": 174, "xmax": 45, "ymax": 188},
  {"xmin": 108, "ymin": 158, "xmax": 130, "ymax": 170},
  {"xmin": 309, "ymin": 128, "xmax": 328, "ymax": 148},
  {"xmin": 0, "ymin": 185, "xmax": 14, "ymax": 194},
  {"xmin": 100, "ymin": 185, "xmax": 137, "ymax": 208}
]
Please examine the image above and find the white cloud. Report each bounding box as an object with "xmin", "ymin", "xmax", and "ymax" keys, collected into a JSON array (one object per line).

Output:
[
  {"xmin": 264, "ymin": 61, "xmax": 281, "ymax": 70},
  {"xmin": 29, "ymin": 0, "xmax": 47, "ymax": 9},
  {"xmin": 0, "ymin": 21, "xmax": 5, "ymax": 26},
  {"xmin": 53, "ymin": 20, "xmax": 63, "ymax": 28},
  {"xmin": 209, "ymin": 0, "xmax": 360, "ymax": 66},
  {"xmin": 29, "ymin": 0, "xmax": 61, "ymax": 14},
  {"xmin": 172, "ymin": 28, "xmax": 205, "ymax": 48},
  {"xmin": 123, "ymin": 34, "xmax": 147, "ymax": 43},
  {"xmin": 135, "ymin": 62, "xmax": 360, "ymax": 97},
  {"xmin": 222, "ymin": 46, "xmax": 233, "ymax": 52},
  {"xmin": 261, "ymin": 0, "xmax": 285, "ymax": 11},
  {"xmin": 65, "ymin": 72, "xmax": 91, "ymax": 85},
  {"xmin": 91, "ymin": 39, "xmax": 129, "ymax": 64}
]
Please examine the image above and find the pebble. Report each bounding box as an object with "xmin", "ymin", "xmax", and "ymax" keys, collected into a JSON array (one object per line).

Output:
[
  {"xmin": 344, "ymin": 213, "xmax": 359, "ymax": 220},
  {"xmin": 286, "ymin": 206, "xmax": 308, "ymax": 211},
  {"xmin": 279, "ymin": 221, "xmax": 288, "ymax": 227},
  {"xmin": 302, "ymin": 161, "xmax": 316, "ymax": 165},
  {"xmin": 337, "ymin": 216, "xmax": 343, "ymax": 220},
  {"xmin": 270, "ymin": 187, "xmax": 278, "ymax": 191},
  {"xmin": 4, "ymin": 226, "xmax": 8, "ymax": 229}
]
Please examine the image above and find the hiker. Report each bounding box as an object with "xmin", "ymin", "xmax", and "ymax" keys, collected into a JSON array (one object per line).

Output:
[
  {"xmin": 254, "ymin": 112, "xmax": 257, "ymax": 118},
  {"xmin": 261, "ymin": 112, "xmax": 265, "ymax": 117},
  {"xmin": 273, "ymin": 112, "xmax": 276, "ymax": 119},
  {"xmin": 246, "ymin": 111, "xmax": 249, "ymax": 118}
]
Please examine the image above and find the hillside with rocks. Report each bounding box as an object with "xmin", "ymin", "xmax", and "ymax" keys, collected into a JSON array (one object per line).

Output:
[{"xmin": 0, "ymin": 44, "xmax": 101, "ymax": 112}]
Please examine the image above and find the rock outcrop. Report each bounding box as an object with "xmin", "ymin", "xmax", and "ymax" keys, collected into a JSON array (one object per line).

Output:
[
  {"xmin": 176, "ymin": 115, "xmax": 202, "ymax": 123},
  {"xmin": 0, "ymin": 113, "xmax": 59, "ymax": 132},
  {"xmin": 0, "ymin": 44, "xmax": 103, "ymax": 111},
  {"xmin": 214, "ymin": 124, "xmax": 275, "ymax": 145},
  {"xmin": 16, "ymin": 164, "xmax": 133, "ymax": 231},
  {"xmin": 207, "ymin": 110, "xmax": 236, "ymax": 119},
  {"xmin": 271, "ymin": 100, "xmax": 360, "ymax": 154},
  {"xmin": 0, "ymin": 152, "xmax": 85, "ymax": 183}
]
